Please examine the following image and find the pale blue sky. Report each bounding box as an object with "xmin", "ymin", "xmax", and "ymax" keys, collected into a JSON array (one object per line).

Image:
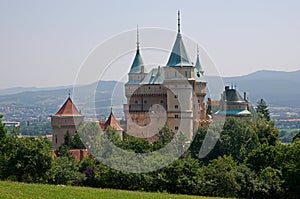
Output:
[{"xmin": 1, "ymin": 0, "xmax": 300, "ymax": 89}]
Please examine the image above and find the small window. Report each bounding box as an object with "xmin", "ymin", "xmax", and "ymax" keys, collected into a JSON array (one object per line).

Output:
[
  {"xmin": 55, "ymin": 135, "xmax": 58, "ymax": 143},
  {"xmin": 160, "ymin": 100, "xmax": 164, "ymax": 104},
  {"xmin": 175, "ymin": 126, "xmax": 179, "ymax": 130},
  {"xmin": 144, "ymin": 100, "xmax": 147, "ymax": 104},
  {"xmin": 135, "ymin": 100, "xmax": 138, "ymax": 104},
  {"xmin": 198, "ymin": 100, "xmax": 200, "ymax": 103},
  {"xmin": 148, "ymin": 87, "xmax": 151, "ymax": 89},
  {"xmin": 175, "ymin": 105, "xmax": 178, "ymax": 109},
  {"xmin": 185, "ymin": 71, "xmax": 188, "ymax": 77},
  {"xmin": 174, "ymin": 95, "xmax": 178, "ymax": 99},
  {"xmin": 175, "ymin": 114, "xmax": 179, "ymax": 118}
]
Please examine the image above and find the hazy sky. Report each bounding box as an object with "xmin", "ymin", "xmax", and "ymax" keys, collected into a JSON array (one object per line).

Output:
[{"xmin": 1, "ymin": 0, "xmax": 300, "ymax": 89}]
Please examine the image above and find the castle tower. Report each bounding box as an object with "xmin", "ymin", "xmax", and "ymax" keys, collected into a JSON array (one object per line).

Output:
[
  {"xmin": 194, "ymin": 45, "xmax": 208, "ymax": 127},
  {"xmin": 124, "ymin": 11, "xmax": 208, "ymax": 140},
  {"xmin": 51, "ymin": 96, "xmax": 84, "ymax": 150},
  {"xmin": 164, "ymin": 11, "xmax": 195, "ymax": 139}
]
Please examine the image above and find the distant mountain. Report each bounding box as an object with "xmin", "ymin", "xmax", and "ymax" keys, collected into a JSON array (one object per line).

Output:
[
  {"xmin": 221, "ymin": 70, "xmax": 300, "ymax": 107},
  {"xmin": 0, "ymin": 70, "xmax": 299, "ymax": 123},
  {"xmin": 0, "ymin": 81, "xmax": 125, "ymax": 121},
  {"xmin": 0, "ymin": 85, "xmax": 72, "ymax": 96}
]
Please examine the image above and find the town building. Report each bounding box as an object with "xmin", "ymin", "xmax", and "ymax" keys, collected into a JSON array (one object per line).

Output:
[{"xmin": 123, "ymin": 11, "xmax": 210, "ymax": 140}]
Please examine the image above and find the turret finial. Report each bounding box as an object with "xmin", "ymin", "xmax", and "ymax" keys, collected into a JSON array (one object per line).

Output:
[
  {"xmin": 177, "ymin": 10, "xmax": 181, "ymax": 34},
  {"xmin": 68, "ymin": 89, "xmax": 71, "ymax": 98},
  {"xmin": 136, "ymin": 24, "xmax": 140, "ymax": 50}
]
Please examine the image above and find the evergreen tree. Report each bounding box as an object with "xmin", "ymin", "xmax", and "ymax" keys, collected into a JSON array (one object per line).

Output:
[
  {"xmin": 256, "ymin": 99, "xmax": 271, "ymax": 121},
  {"xmin": 0, "ymin": 115, "xmax": 7, "ymax": 139}
]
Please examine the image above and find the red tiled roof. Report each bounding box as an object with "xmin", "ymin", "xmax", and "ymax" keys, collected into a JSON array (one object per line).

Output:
[
  {"xmin": 100, "ymin": 111, "xmax": 123, "ymax": 131},
  {"xmin": 55, "ymin": 97, "xmax": 82, "ymax": 116},
  {"xmin": 69, "ymin": 149, "xmax": 89, "ymax": 162},
  {"xmin": 50, "ymin": 149, "xmax": 89, "ymax": 162}
]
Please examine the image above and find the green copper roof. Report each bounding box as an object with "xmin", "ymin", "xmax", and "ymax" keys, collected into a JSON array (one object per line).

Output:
[
  {"xmin": 166, "ymin": 33, "xmax": 193, "ymax": 67},
  {"xmin": 215, "ymin": 109, "xmax": 251, "ymax": 116},
  {"xmin": 166, "ymin": 11, "xmax": 193, "ymax": 67},
  {"xmin": 129, "ymin": 49, "xmax": 144, "ymax": 73},
  {"xmin": 194, "ymin": 52, "xmax": 206, "ymax": 82},
  {"xmin": 224, "ymin": 88, "xmax": 246, "ymax": 103},
  {"xmin": 195, "ymin": 52, "xmax": 204, "ymax": 74},
  {"xmin": 140, "ymin": 67, "xmax": 164, "ymax": 85}
]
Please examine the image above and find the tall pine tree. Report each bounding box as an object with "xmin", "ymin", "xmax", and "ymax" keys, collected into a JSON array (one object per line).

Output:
[{"xmin": 256, "ymin": 99, "xmax": 271, "ymax": 121}]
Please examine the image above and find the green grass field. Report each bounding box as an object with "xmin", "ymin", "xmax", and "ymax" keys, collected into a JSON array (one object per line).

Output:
[{"xmin": 0, "ymin": 181, "xmax": 228, "ymax": 199}]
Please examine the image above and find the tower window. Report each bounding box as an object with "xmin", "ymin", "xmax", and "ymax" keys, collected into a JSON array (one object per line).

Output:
[
  {"xmin": 160, "ymin": 100, "xmax": 164, "ymax": 104},
  {"xmin": 135, "ymin": 100, "xmax": 138, "ymax": 104},
  {"xmin": 55, "ymin": 135, "xmax": 57, "ymax": 143},
  {"xmin": 185, "ymin": 71, "xmax": 188, "ymax": 77},
  {"xmin": 175, "ymin": 114, "xmax": 179, "ymax": 118},
  {"xmin": 175, "ymin": 126, "xmax": 179, "ymax": 130},
  {"xmin": 174, "ymin": 95, "xmax": 178, "ymax": 99},
  {"xmin": 175, "ymin": 105, "xmax": 178, "ymax": 109},
  {"xmin": 144, "ymin": 100, "xmax": 147, "ymax": 104}
]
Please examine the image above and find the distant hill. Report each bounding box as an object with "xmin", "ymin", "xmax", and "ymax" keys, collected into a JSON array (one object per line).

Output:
[
  {"xmin": 222, "ymin": 70, "xmax": 300, "ymax": 107},
  {"xmin": 0, "ymin": 70, "xmax": 299, "ymax": 122},
  {"xmin": 0, "ymin": 81, "xmax": 125, "ymax": 121}
]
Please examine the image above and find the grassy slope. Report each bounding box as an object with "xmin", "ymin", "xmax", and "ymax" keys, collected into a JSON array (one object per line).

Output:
[{"xmin": 0, "ymin": 181, "xmax": 227, "ymax": 199}]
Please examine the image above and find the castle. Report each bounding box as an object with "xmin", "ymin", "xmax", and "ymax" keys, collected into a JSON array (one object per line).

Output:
[
  {"xmin": 51, "ymin": 11, "xmax": 254, "ymax": 149},
  {"xmin": 123, "ymin": 11, "xmax": 210, "ymax": 140}
]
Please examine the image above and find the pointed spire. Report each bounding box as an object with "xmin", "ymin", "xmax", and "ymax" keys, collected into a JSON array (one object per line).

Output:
[
  {"xmin": 136, "ymin": 24, "xmax": 140, "ymax": 50},
  {"xmin": 195, "ymin": 44, "xmax": 204, "ymax": 75},
  {"xmin": 166, "ymin": 11, "xmax": 193, "ymax": 67},
  {"xmin": 129, "ymin": 25, "xmax": 144, "ymax": 73},
  {"xmin": 177, "ymin": 10, "xmax": 181, "ymax": 34}
]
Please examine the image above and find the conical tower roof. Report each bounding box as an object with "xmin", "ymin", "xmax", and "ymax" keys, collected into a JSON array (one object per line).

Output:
[
  {"xmin": 100, "ymin": 109, "xmax": 123, "ymax": 131},
  {"xmin": 129, "ymin": 25, "xmax": 144, "ymax": 73},
  {"xmin": 166, "ymin": 11, "xmax": 193, "ymax": 67},
  {"xmin": 55, "ymin": 97, "xmax": 82, "ymax": 116},
  {"xmin": 129, "ymin": 49, "xmax": 144, "ymax": 73},
  {"xmin": 195, "ymin": 47, "xmax": 204, "ymax": 74},
  {"xmin": 194, "ymin": 45, "xmax": 206, "ymax": 82}
]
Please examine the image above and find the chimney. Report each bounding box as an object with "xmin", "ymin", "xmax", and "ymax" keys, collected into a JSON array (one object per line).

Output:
[
  {"xmin": 244, "ymin": 92, "xmax": 247, "ymax": 101},
  {"xmin": 225, "ymin": 86, "xmax": 229, "ymax": 91}
]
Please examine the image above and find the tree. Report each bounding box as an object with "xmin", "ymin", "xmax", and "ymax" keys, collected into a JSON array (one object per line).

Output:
[
  {"xmin": 256, "ymin": 99, "xmax": 271, "ymax": 121},
  {"xmin": 292, "ymin": 130, "xmax": 300, "ymax": 143},
  {"xmin": 47, "ymin": 156, "xmax": 86, "ymax": 185},
  {"xmin": 282, "ymin": 140, "xmax": 300, "ymax": 198},
  {"xmin": 190, "ymin": 118, "xmax": 260, "ymax": 163},
  {"xmin": 0, "ymin": 136, "xmax": 52, "ymax": 183},
  {"xmin": 245, "ymin": 144, "xmax": 285, "ymax": 172},
  {"xmin": 202, "ymin": 155, "xmax": 241, "ymax": 198},
  {"xmin": 72, "ymin": 131, "xmax": 86, "ymax": 149},
  {"xmin": 0, "ymin": 115, "xmax": 7, "ymax": 139},
  {"xmin": 253, "ymin": 118, "xmax": 280, "ymax": 146}
]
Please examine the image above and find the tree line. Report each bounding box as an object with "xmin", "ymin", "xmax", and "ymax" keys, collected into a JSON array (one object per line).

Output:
[{"xmin": 0, "ymin": 110, "xmax": 299, "ymax": 198}]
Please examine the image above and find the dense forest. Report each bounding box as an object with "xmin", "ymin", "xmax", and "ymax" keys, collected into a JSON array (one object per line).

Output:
[{"xmin": 0, "ymin": 114, "xmax": 299, "ymax": 198}]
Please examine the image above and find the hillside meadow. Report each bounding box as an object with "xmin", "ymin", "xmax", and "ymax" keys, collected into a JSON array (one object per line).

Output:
[{"xmin": 0, "ymin": 181, "xmax": 227, "ymax": 199}]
